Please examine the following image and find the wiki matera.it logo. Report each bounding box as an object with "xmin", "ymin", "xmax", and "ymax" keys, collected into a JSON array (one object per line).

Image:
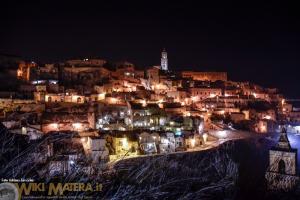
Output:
[{"xmin": 0, "ymin": 182, "xmax": 19, "ymax": 200}]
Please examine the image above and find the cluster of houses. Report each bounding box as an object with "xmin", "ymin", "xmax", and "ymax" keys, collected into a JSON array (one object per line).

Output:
[
  {"xmin": 0, "ymin": 50, "xmax": 300, "ymax": 176},
  {"xmin": 1, "ymin": 127, "xmax": 211, "ymax": 177}
]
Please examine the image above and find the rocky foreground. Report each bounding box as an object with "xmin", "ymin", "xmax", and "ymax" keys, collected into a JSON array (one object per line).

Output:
[
  {"xmin": 98, "ymin": 136, "xmax": 300, "ymax": 200},
  {"xmin": 2, "ymin": 127, "xmax": 300, "ymax": 199}
]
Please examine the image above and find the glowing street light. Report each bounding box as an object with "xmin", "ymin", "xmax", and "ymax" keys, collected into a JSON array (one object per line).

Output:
[
  {"xmin": 203, "ymin": 133, "xmax": 208, "ymax": 144},
  {"xmin": 98, "ymin": 93, "xmax": 106, "ymax": 100},
  {"xmin": 216, "ymin": 130, "xmax": 228, "ymax": 138},
  {"xmin": 81, "ymin": 137, "xmax": 86, "ymax": 143},
  {"xmin": 51, "ymin": 123, "xmax": 59, "ymax": 130},
  {"xmin": 72, "ymin": 123, "xmax": 82, "ymax": 130},
  {"xmin": 122, "ymin": 138, "xmax": 128, "ymax": 148},
  {"xmin": 21, "ymin": 127, "xmax": 27, "ymax": 135},
  {"xmin": 191, "ymin": 96, "xmax": 197, "ymax": 102},
  {"xmin": 142, "ymin": 100, "xmax": 147, "ymax": 107},
  {"xmin": 157, "ymin": 99, "xmax": 164, "ymax": 103},
  {"xmin": 111, "ymin": 97, "xmax": 118, "ymax": 104}
]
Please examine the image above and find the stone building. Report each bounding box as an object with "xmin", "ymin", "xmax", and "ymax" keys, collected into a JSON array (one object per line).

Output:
[
  {"xmin": 265, "ymin": 128, "xmax": 299, "ymax": 191},
  {"xmin": 82, "ymin": 136, "xmax": 109, "ymax": 164},
  {"xmin": 189, "ymin": 87, "xmax": 222, "ymax": 101},
  {"xmin": 181, "ymin": 71, "xmax": 227, "ymax": 82},
  {"xmin": 17, "ymin": 61, "xmax": 37, "ymax": 81},
  {"xmin": 138, "ymin": 132, "xmax": 159, "ymax": 154}
]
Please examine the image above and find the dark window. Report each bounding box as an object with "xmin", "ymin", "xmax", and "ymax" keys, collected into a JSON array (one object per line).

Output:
[
  {"xmin": 131, "ymin": 146, "xmax": 136, "ymax": 153},
  {"xmin": 278, "ymin": 159, "xmax": 286, "ymax": 174}
]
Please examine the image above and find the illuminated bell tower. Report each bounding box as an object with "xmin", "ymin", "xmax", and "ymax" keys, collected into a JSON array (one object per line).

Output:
[
  {"xmin": 161, "ymin": 49, "xmax": 168, "ymax": 71},
  {"xmin": 265, "ymin": 127, "xmax": 299, "ymax": 191}
]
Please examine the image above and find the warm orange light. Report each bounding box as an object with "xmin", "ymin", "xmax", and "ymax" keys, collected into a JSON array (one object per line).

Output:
[
  {"xmin": 203, "ymin": 133, "xmax": 208, "ymax": 144},
  {"xmin": 261, "ymin": 124, "xmax": 267, "ymax": 132},
  {"xmin": 111, "ymin": 97, "xmax": 118, "ymax": 104},
  {"xmin": 191, "ymin": 138, "xmax": 195, "ymax": 148},
  {"xmin": 191, "ymin": 96, "xmax": 197, "ymax": 101},
  {"xmin": 98, "ymin": 93, "xmax": 106, "ymax": 100},
  {"xmin": 185, "ymin": 112, "xmax": 191, "ymax": 116},
  {"xmin": 157, "ymin": 99, "xmax": 164, "ymax": 103},
  {"xmin": 142, "ymin": 100, "xmax": 147, "ymax": 107},
  {"xmin": 17, "ymin": 69, "xmax": 23, "ymax": 77},
  {"xmin": 73, "ymin": 123, "xmax": 82, "ymax": 130},
  {"xmin": 51, "ymin": 123, "xmax": 59, "ymax": 130}
]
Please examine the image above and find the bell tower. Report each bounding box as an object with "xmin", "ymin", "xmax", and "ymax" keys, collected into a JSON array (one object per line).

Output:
[
  {"xmin": 265, "ymin": 127, "xmax": 299, "ymax": 191},
  {"xmin": 161, "ymin": 49, "xmax": 168, "ymax": 71}
]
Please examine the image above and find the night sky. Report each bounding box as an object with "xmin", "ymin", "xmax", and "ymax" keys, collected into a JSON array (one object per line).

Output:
[{"xmin": 1, "ymin": 1, "xmax": 300, "ymax": 98}]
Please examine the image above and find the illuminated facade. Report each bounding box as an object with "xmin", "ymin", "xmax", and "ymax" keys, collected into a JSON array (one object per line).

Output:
[
  {"xmin": 138, "ymin": 132, "xmax": 159, "ymax": 154},
  {"xmin": 159, "ymin": 132, "xmax": 175, "ymax": 153},
  {"xmin": 112, "ymin": 136, "xmax": 139, "ymax": 157},
  {"xmin": 190, "ymin": 87, "xmax": 222, "ymax": 101}
]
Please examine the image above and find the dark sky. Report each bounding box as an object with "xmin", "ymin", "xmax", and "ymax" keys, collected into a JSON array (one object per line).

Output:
[{"xmin": 1, "ymin": 1, "xmax": 300, "ymax": 98}]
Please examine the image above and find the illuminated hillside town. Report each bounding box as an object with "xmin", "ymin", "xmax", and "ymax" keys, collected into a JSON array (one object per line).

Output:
[{"xmin": 0, "ymin": 50, "xmax": 300, "ymax": 198}]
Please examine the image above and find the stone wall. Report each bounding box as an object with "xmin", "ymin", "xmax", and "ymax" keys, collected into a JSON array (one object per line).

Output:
[{"xmin": 265, "ymin": 172, "xmax": 299, "ymax": 191}]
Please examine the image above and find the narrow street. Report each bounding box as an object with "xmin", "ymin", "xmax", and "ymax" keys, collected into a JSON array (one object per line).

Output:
[{"xmin": 108, "ymin": 130, "xmax": 253, "ymax": 166}]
